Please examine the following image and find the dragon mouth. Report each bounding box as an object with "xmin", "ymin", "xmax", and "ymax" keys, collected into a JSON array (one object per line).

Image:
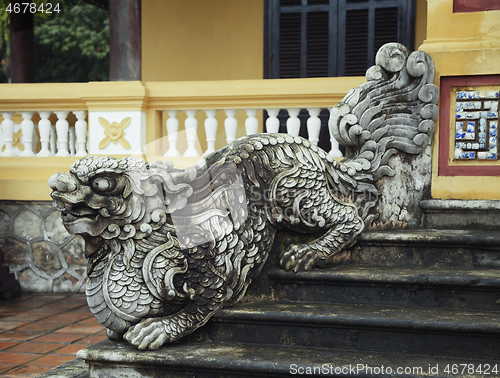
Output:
[{"xmin": 59, "ymin": 203, "xmax": 99, "ymax": 224}]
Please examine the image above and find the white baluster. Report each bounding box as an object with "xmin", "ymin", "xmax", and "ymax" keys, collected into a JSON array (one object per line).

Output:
[
  {"xmin": 50, "ymin": 124, "xmax": 57, "ymax": 155},
  {"xmin": 329, "ymin": 132, "xmax": 343, "ymax": 159},
  {"xmin": 204, "ymin": 109, "xmax": 218, "ymax": 156},
  {"xmin": 37, "ymin": 111, "xmax": 52, "ymax": 157},
  {"xmin": 245, "ymin": 109, "xmax": 258, "ymax": 135},
  {"xmin": 20, "ymin": 112, "xmax": 35, "ymax": 156},
  {"xmin": 55, "ymin": 111, "xmax": 69, "ymax": 157},
  {"xmin": 69, "ymin": 127, "xmax": 76, "ymax": 156},
  {"xmin": 307, "ymin": 108, "xmax": 321, "ymax": 146},
  {"xmin": 183, "ymin": 110, "xmax": 199, "ymax": 157},
  {"xmin": 1, "ymin": 112, "xmax": 15, "ymax": 157},
  {"xmin": 164, "ymin": 110, "xmax": 181, "ymax": 157},
  {"xmin": 266, "ymin": 109, "xmax": 280, "ymax": 133},
  {"xmin": 74, "ymin": 111, "xmax": 88, "ymax": 157},
  {"xmin": 286, "ymin": 108, "xmax": 301, "ymax": 136},
  {"xmin": 224, "ymin": 109, "xmax": 237, "ymax": 145}
]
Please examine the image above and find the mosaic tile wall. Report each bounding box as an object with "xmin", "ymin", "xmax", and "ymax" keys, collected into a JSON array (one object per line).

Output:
[
  {"xmin": 0, "ymin": 201, "xmax": 86, "ymax": 293},
  {"xmin": 454, "ymin": 89, "xmax": 499, "ymax": 160}
]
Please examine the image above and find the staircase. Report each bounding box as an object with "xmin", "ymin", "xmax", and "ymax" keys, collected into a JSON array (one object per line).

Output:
[{"xmin": 75, "ymin": 223, "xmax": 500, "ymax": 378}]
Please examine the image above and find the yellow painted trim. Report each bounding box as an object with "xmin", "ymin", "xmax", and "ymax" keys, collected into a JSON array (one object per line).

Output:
[
  {"xmin": 145, "ymin": 77, "xmax": 366, "ymax": 109},
  {"xmin": 430, "ymin": 176, "xmax": 500, "ymax": 200},
  {"xmin": 0, "ymin": 83, "xmax": 86, "ymax": 111},
  {"xmin": 0, "ymin": 156, "xmax": 203, "ymax": 201},
  {"xmin": 0, "ymin": 157, "xmax": 82, "ymax": 201},
  {"xmin": 83, "ymin": 81, "xmax": 149, "ymax": 111},
  {"xmin": 0, "ymin": 78, "xmax": 365, "ymax": 114}
]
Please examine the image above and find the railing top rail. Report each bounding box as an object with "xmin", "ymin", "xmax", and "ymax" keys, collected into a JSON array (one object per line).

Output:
[
  {"xmin": 0, "ymin": 82, "xmax": 88, "ymax": 111},
  {"xmin": 0, "ymin": 77, "xmax": 365, "ymax": 112},
  {"xmin": 145, "ymin": 77, "xmax": 365, "ymax": 109}
]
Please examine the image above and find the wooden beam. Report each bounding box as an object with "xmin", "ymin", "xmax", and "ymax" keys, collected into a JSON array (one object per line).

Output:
[{"xmin": 109, "ymin": 0, "xmax": 141, "ymax": 81}]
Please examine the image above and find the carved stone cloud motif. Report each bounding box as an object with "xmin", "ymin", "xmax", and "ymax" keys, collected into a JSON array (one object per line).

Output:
[{"xmin": 48, "ymin": 43, "xmax": 438, "ymax": 350}]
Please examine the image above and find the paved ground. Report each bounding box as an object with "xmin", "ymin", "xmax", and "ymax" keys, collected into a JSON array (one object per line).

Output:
[{"xmin": 0, "ymin": 294, "xmax": 106, "ymax": 377}]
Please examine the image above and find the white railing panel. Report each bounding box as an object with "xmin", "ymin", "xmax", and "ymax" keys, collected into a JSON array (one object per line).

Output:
[
  {"xmin": 0, "ymin": 107, "xmax": 341, "ymax": 159},
  {"xmin": 0, "ymin": 110, "xmax": 88, "ymax": 158},
  {"xmin": 1, "ymin": 112, "xmax": 15, "ymax": 157},
  {"xmin": 74, "ymin": 111, "xmax": 88, "ymax": 157},
  {"xmin": 164, "ymin": 110, "xmax": 181, "ymax": 157},
  {"xmin": 224, "ymin": 109, "xmax": 237, "ymax": 145},
  {"xmin": 183, "ymin": 110, "xmax": 199, "ymax": 157},
  {"xmin": 38, "ymin": 111, "xmax": 52, "ymax": 157},
  {"xmin": 159, "ymin": 106, "xmax": 342, "ymax": 159},
  {"xmin": 204, "ymin": 109, "xmax": 218, "ymax": 156}
]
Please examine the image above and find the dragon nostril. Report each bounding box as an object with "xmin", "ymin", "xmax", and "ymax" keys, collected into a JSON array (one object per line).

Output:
[
  {"xmin": 48, "ymin": 173, "xmax": 61, "ymax": 191},
  {"xmin": 48, "ymin": 172, "xmax": 77, "ymax": 193}
]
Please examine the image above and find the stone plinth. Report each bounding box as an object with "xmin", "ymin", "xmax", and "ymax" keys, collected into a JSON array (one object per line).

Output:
[
  {"xmin": 421, "ymin": 199, "xmax": 500, "ymax": 231},
  {"xmin": 76, "ymin": 338, "xmax": 323, "ymax": 378}
]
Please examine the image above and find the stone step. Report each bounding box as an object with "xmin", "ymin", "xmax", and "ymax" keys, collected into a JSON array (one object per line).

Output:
[
  {"xmin": 342, "ymin": 229, "xmax": 500, "ymax": 269},
  {"xmin": 268, "ymin": 266, "xmax": 500, "ymax": 310},
  {"xmin": 266, "ymin": 229, "xmax": 500, "ymax": 273},
  {"xmin": 187, "ymin": 301, "xmax": 500, "ymax": 360},
  {"xmin": 77, "ymin": 338, "xmax": 499, "ymax": 378},
  {"xmin": 34, "ymin": 358, "xmax": 87, "ymax": 378},
  {"xmin": 420, "ymin": 199, "xmax": 500, "ymax": 231}
]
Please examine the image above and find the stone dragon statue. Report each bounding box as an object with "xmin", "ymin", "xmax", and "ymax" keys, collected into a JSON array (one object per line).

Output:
[{"xmin": 49, "ymin": 43, "xmax": 438, "ymax": 350}]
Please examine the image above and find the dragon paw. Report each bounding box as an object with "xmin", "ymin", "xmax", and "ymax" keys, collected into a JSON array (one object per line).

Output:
[
  {"xmin": 123, "ymin": 318, "xmax": 169, "ymax": 351},
  {"xmin": 279, "ymin": 244, "xmax": 319, "ymax": 272},
  {"xmin": 106, "ymin": 329, "xmax": 122, "ymax": 340}
]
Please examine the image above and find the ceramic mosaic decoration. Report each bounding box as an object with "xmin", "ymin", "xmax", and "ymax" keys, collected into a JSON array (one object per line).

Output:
[{"xmin": 455, "ymin": 90, "xmax": 499, "ymax": 160}]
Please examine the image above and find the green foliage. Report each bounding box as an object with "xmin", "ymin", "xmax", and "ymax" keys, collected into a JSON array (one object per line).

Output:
[
  {"xmin": 0, "ymin": 0, "xmax": 52, "ymax": 54},
  {"xmin": 0, "ymin": 0, "xmax": 109, "ymax": 82},
  {"xmin": 34, "ymin": 1, "xmax": 109, "ymax": 82}
]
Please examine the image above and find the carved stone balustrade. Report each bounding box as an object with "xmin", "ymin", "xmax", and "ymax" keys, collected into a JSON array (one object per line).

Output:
[
  {"xmin": 0, "ymin": 77, "xmax": 365, "ymax": 201},
  {"xmin": 0, "ymin": 111, "xmax": 88, "ymax": 158}
]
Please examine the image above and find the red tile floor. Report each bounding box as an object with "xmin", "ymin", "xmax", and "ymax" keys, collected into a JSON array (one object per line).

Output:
[{"xmin": 0, "ymin": 294, "xmax": 106, "ymax": 378}]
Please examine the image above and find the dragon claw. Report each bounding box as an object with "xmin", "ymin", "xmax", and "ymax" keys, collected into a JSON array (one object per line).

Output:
[
  {"xmin": 280, "ymin": 244, "xmax": 319, "ymax": 272},
  {"xmin": 124, "ymin": 319, "xmax": 168, "ymax": 351}
]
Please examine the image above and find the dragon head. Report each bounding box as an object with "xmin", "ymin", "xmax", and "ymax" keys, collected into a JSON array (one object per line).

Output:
[{"xmin": 49, "ymin": 156, "xmax": 196, "ymax": 263}]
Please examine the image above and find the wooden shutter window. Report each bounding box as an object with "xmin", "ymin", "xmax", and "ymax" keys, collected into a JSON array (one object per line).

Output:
[
  {"xmin": 308, "ymin": 0, "xmax": 329, "ymax": 4},
  {"xmin": 345, "ymin": 9, "xmax": 369, "ymax": 76},
  {"xmin": 307, "ymin": 11, "xmax": 329, "ymax": 77},
  {"xmin": 374, "ymin": 7, "xmax": 399, "ymax": 54},
  {"xmin": 280, "ymin": 0, "xmax": 301, "ymax": 6},
  {"xmin": 279, "ymin": 12, "xmax": 302, "ymax": 78},
  {"xmin": 266, "ymin": 0, "xmax": 415, "ymax": 79}
]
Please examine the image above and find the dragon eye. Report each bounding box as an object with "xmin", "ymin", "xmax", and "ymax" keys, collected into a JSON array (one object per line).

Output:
[{"xmin": 92, "ymin": 177, "xmax": 116, "ymax": 192}]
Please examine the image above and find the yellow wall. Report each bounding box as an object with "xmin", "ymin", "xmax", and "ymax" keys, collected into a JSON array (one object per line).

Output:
[
  {"xmin": 420, "ymin": 0, "xmax": 500, "ymax": 199},
  {"xmin": 414, "ymin": 0, "xmax": 427, "ymax": 49},
  {"xmin": 142, "ymin": 0, "xmax": 264, "ymax": 82}
]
